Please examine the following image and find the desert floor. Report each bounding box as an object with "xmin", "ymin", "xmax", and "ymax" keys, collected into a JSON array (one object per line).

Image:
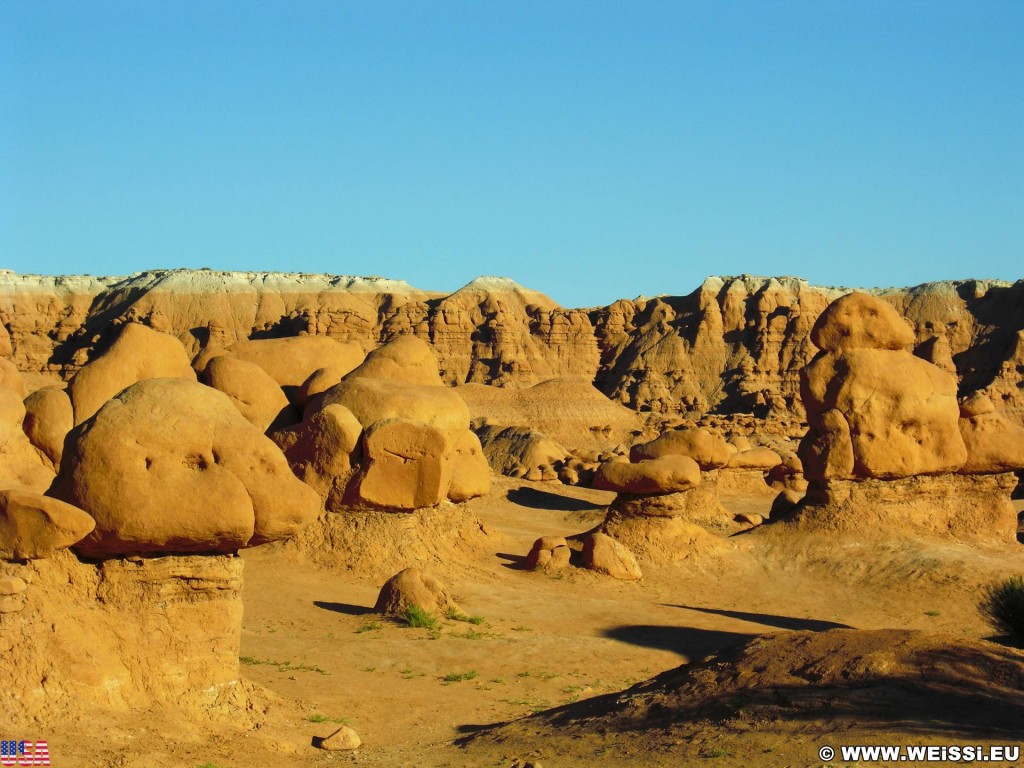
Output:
[{"xmin": 49, "ymin": 479, "xmax": 1024, "ymax": 768}]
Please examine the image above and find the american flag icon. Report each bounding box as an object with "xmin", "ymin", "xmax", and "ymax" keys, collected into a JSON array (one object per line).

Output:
[{"xmin": 0, "ymin": 741, "xmax": 50, "ymax": 766}]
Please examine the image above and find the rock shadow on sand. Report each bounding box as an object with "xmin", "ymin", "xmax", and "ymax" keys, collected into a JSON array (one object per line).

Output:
[
  {"xmin": 312, "ymin": 600, "xmax": 373, "ymax": 616},
  {"xmin": 665, "ymin": 604, "xmax": 853, "ymax": 632},
  {"xmin": 602, "ymin": 624, "xmax": 755, "ymax": 659},
  {"xmin": 506, "ymin": 485, "xmax": 603, "ymax": 512}
]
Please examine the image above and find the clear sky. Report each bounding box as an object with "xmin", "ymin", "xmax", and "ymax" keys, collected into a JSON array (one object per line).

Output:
[{"xmin": 1, "ymin": 1, "xmax": 1021, "ymax": 308}]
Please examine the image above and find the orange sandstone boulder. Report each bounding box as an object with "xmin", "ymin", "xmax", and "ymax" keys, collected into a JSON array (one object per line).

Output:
[
  {"xmin": 69, "ymin": 323, "xmax": 196, "ymax": 425},
  {"xmin": 0, "ymin": 489, "xmax": 95, "ymax": 560},
  {"xmin": 630, "ymin": 427, "xmax": 731, "ymax": 470},
  {"xmin": 298, "ymin": 366, "xmax": 348, "ymax": 408},
  {"xmin": 582, "ymin": 533, "xmax": 642, "ymax": 580},
  {"xmin": 194, "ymin": 336, "xmax": 364, "ymax": 393},
  {"xmin": 448, "ymin": 430, "xmax": 492, "ymax": 502},
  {"xmin": 22, "ymin": 387, "xmax": 74, "ymax": 470},
  {"xmin": 271, "ymin": 403, "xmax": 363, "ymax": 498},
  {"xmin": 0, "ymin": 358, "xmax": 26, "ymax": 398},
  {"xmin": 958, "ymin": 394, "xmax": 1024, "ymax": 474},
  {"xmin": 373, "ymin": 566, "xmax": 460, "ymax": 617},
  {"xmin": 0, "ymin": 387, "xmax": 55, "ymax": 492},
  {"xmin": 343, "ymin": 335, "xmax": 444, "ymax": 386},
  {"xmin": 53, "ymin": 378, "xmax": 319, "ymax": 556},
  {"xmin": 593, "ymin": 455, "xmax": 701, "ymax": 495},
  {"xmin": 727, "ymin": 446, "xmax": 783, "ymax": 470},
  {"xmin": 201, "ymin": 354, "xmax": 296, "ymax": 432},
  {"xmin": 353, "ymin": 419, "xmax": 453, "ymax": 510},
  {"xmin": 801, "ymin": 349, "xmax": 965, "ymax": 479},
  {"xmin": 810, "ymin": 291, "xmax": 915, "ymax": 353},
  {"xmin": 316, "ymin": 377, "xmax": 471, "ymax": 435}
]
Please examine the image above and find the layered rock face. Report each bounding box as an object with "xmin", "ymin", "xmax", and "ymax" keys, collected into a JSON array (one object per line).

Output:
[{"xmin": 2, "ymin": 269, "xmax": 1021, "ymax": 424}]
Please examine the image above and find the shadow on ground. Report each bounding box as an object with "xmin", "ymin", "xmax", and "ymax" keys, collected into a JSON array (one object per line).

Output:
[
  {"xmin": 313, "ymin": 600, "xmax": 373, "ymax": 616},
  {"xmin": 664, "ymin": 605, "xmax": 854, "ymax": 632},
  {"xmin": 506, "ymin": 485, "xmax": 603, "ymax": 512},
  {"xmin": 602, "ymin": 624, "xmax": 754, "ymax": 659}
]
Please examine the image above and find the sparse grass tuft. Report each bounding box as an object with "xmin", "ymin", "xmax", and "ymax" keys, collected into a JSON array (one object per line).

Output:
[
  {"xmin": 442, "ymin": 670, "xmax": 478, "ymax": 683},
  {"xmin": 445, "ymin": 608, "xmax": 485, "ymax": 624},
  {"xmin": 404, "ymin": 605, "xmax": 439, "ymax": 629},
  {"xmin": 704, "ymin": 747, "xmax": 730, "ymax": 758},
  {"xmin": 924, "ymin": 610, "xmax": 941, "ymax": 617},
  {"xmin": 510, "ymin": 625, "xmax": 532, "ymax": 632},
  {"xmin": 355, "ymin": 621, "xmax": 383, "ymax": 633},
  {"xmin": 307, "ymin": 713, "xmax": 350, "ymax": 724},
  {"xmin": 979, "ymin": 575, "xmax": 1024, "ymax": 642},
  {"xmin": 238, "ymin": 656, "xmax": 327, "ymax": 674}
]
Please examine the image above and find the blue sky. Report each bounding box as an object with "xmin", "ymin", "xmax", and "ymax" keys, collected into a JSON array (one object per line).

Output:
[{"xmin": 2, "ymin": 1, "xmax": 1021, "ymax": 307}]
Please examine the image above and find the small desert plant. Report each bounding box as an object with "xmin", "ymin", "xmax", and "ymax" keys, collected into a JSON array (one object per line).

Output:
[
  {"xmin": 445, "ymin": 608, "xmax": 485, "ymax": 624},
  {"xmin": 979, "ymin": 575, "xmax": 1024, "ymax": 642},
  {"xmin": 403, "ymin": 605, "xmax": 439, "ymax": 629},
  {"xmin": 354, "ymin": 621, "xmax": 382, "ymax": 633},
  {"xmin": 442, "ymin": 670, "xmax": 478, "ymax": 683},
  {"xmin": 307, "ymin": 713, "xmax": 350, "ymax": 724}
]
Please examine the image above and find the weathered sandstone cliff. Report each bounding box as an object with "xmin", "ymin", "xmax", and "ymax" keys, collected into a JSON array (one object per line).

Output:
[{"xmin": 1, "ymin": 269, "xmax": 1021, "ymax": 423}]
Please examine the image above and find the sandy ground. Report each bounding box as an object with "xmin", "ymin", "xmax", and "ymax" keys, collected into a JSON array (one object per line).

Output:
[{"xmin": 39, "ymin": 481, "xmax": 1024, "ymax": 767}]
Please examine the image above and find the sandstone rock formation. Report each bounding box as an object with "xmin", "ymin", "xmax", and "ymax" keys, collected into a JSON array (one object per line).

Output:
[
  {"xmin": 592, "ymin": 455, "xmax": 701, "ymax": 495},
  {"xmin": 630, "ymin": 427, "xmax": 732, "ymax": 469},
  {"xmin": 525, "ymin": 535, "xmax": 571, "ymax": 572},
  {"xmin": 4, "ymin": 269, "xmax": 1021, "ymax": 429},
  {"xmin": 21, "ymin": 386, "xmax": 74, "ymax": 469},
  {"xmin": 52, "ymin": 378, "xmax": 320, "ymax": 556},
  {"xmin": 474, "ymin": 425, "xmax": 571, "ymax": 482},
  {"xmin": 281, "ymin": 337, "xmax": 491, "ymax": 510},
  {"xmin": 0, "ymin": 489, "xmax": 95, "ymax": 560},
  {"xmin": 799, "ymin": 293, "xmax": 967, "ymax": 481},
  {"xmin": 373, "ymin": 566, "xmax": 460, "ymax": 618},
  {"xmin": 789, "ymin": 293, "xmax": 1020, "ymax": 542},
  {"xmin": 68, "ymin": 322, "xmax": 197, "ymax": 424},
  {"xmin": 0, "ymin": 386, "xmax": 55, "ymax": 492},
  {"xmin": 581, "ymin": 532, "xmax": 642, "ymax": 580},
  {"xmin": 957, "ymin": 393, "xmax": 1024, "ymax": 474},
  {"xmin": 194, "ymin": 334, "xmax": 365, "ymax": 396},
  {"xmin": 458, "ymin": 377, "xmax": 642, "ymax": 452},
  {"xmin": 201, "ymin": 354, "xmax": 297, "ymax": 432}
]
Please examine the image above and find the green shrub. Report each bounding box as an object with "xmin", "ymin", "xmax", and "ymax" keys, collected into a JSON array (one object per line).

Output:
[
  {"xmin": 979, "ymin": 575, "xmax": 1024, "ymax": 642},
  {"xmin": 403, "ymin": 605, "xmax": 439, "ymax": 629}
]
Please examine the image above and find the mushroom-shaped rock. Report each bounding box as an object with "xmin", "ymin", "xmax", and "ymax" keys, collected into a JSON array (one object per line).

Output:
[
  {"xmin": 958, "ymin": 395, "xmax": 1024, "ymax": 474},
  {"xmin": 69, "ymin": 323, "xmax": 197, "ymax": 425},
  {"xmin": 0, "ymin": 489, "xmax": 96, "ymax": 560},
  {"xmin": 22, "ymin": 387, "xmax": 74, "ymax": 470},
  {"xmin": 447, "ymin": 430, "xmax": 491, "ymax": 502},
  {"xmin": 373, "ymin": 567, "xmax": 460, "ymax": 617},
  {"xmin": 194, "ymin": 336, "xmax": 365, "ymax": 392},
  {"xmin": 726, "ymin": 447, "xmax": 783, "ymax": 470},
  {"xmin": 316, "ymin": 377, "xmax": 470, "ymax": 435},
  {"xmin": 52, "ymin": 378, "xmax": 320, "ymax": 556},
  {"xmin": 810, "ymin": 292, "xmax": 915, "ymax": 353},
  {"xmin": 0, "ymin": 388, "xmax": 55, "ymax": 492},
  {"xmin": 352, "ymin": 419, "xmax": 452, "ymax": 510},
  {"xmin": 630, "ymin": 428, "xmax": 731, "ymax": 470},
  {"xmin": 582, "ymin": 533, "xmax": 641, "ymax": 580},
  {"xmin": 593, "ymin": 455, "xmax": 701, "ymax": 495},
  {"xmin": 525, "ymin": 535, "xmax": 571, "ymax": 572},
  {"xmin": 343, "ymin": 336, "xmax": 444, "ymax": 386},
  {"xmin": 271, "ymin": 404, "xmax": 363, "ymax": 498},
  {"xmin": 201, "ymin": 355, "xmax": 296, "ymax": 432}
]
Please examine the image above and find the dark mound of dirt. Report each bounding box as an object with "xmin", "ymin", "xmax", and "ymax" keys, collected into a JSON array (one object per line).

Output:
[{"xmin": 459, "ymin": 629, "xmax": 1024, "ymax": 766}]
